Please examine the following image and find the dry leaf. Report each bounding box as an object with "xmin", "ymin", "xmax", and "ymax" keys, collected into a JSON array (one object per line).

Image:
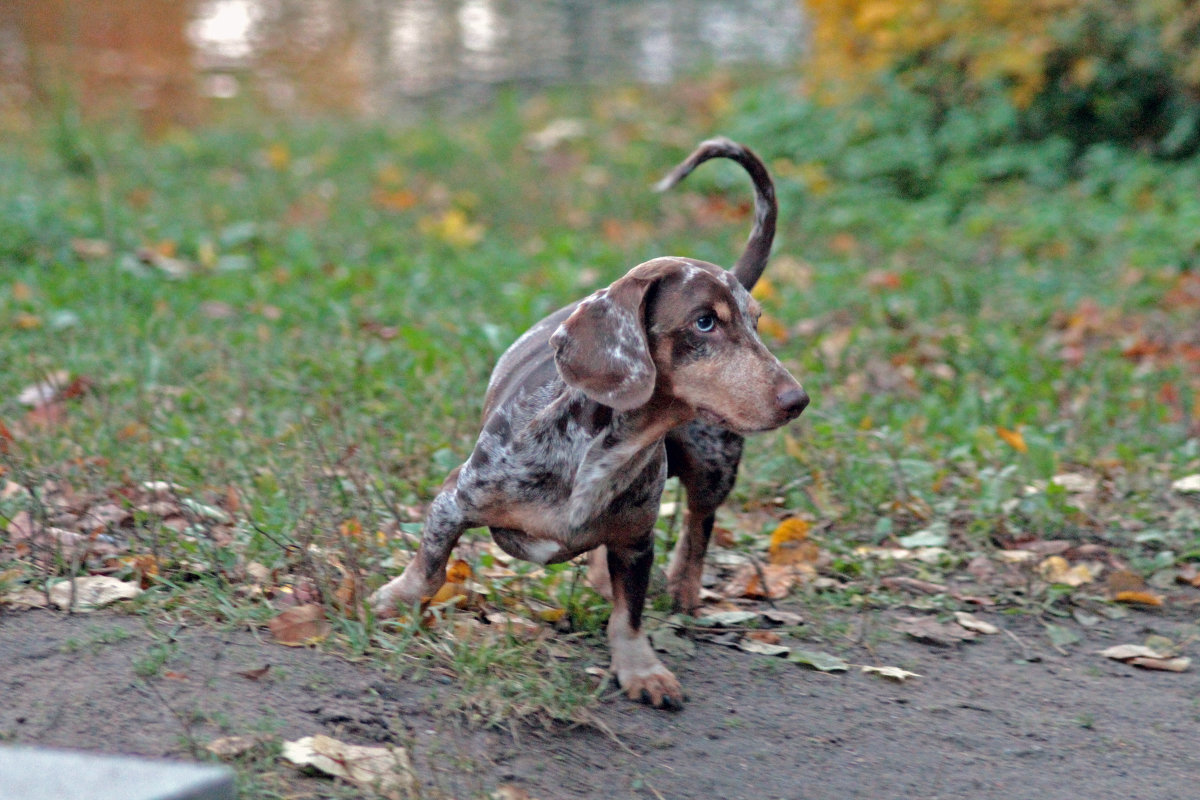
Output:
[
  {"xmin": 1051, "ymin": 472, "xmax": 1097, "ymax": 493},
  {"xmin": 723, "ymin": 563, "xmax": 806, "ymax": 600},
  {"xmin": 207, "ymin": 734, "xmax": 269, "ymax": 760},
  {"xmin": 282, "ymin": 735, "xmax": 414, "ymax": 799},
  {"xmin": 1114, "ymin": 590, "xmax": 1164, "ymax": 606},
  {"xmin": 1169, "ymin": 474, "xmax": 1200, "ymax": 493},
  {"xmin": 1106, "ymin": 569, "xmax": 1147, "ymax": 595},
  {"xmin": 17, "ymin": 371, "xmax": 70, "ymax": 406},
  {"xmin": 1037, "ymin": 556, "xmax": 1099, "ymax": 587},
  {"xmin": 861, "ymin": 665, "xmax": 921, "ymax": 681},
  {"xmin": 445, "ymin": 558, "xmax": 472, "ymax": 583},
  {"xmin": 954, "ymin": 612, "xmax": 999, "ymax": 635},
  {"xmin": 1127, "ymin": 656, "xmax": 1191, "ymax": 672},
  {"xmin": 483, "ymin": 612, "xmax": 542, "ymax": 640},
  {"xmin": 48, "ymin": 576, "xmax": 142, "ymax": 611},
  {"xmin": 235, "ymin": 664, "xmax": 271, "ymax": 681},
  {"xmin": 736, "ymin": 639, "xmax": 791, "ymax": 657},
  {"xmin": 268, "ymin": 604, "xmax": 332, "ymax": 646},
  {"xmin": 745, "ymin": 630, "xmax": 782, "ymax": 645},
  {"xmin": 996, "ymin": 426, "xmax": 1028, "ymax": 453},
  {"xmin": 1100, "ymin": 644, "xmax": 1166, "ymax": 660},
  {"xmin": 1100, "ymin": 644, "xmax": 1190, "ymax": 671},
  {"xmin": 894, "ymin": 615, "xmax": 977, "ymax": 646},
  {"xmin": 767, "ymin": 518, "xmax": 819, "ymax": 566},
  {"xmin": 760, "ymin": 609, "xmax": 804, "ymax": 626}
]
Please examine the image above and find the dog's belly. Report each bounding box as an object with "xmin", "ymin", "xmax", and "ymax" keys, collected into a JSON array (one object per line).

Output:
[{"xmin": 490, "ymin": 527, "xmax": 578, "ymax": 565}]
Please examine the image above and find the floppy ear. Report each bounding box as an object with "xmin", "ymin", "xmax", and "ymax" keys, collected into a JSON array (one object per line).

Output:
[{"xmin": 550, "ymin": 276, "xmax": 657, "ymax": 411}]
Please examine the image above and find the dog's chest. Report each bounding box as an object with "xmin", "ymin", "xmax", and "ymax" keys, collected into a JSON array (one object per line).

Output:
[{"xmin": 458, "ymin": 395, "xmax": 666, "ymax": 544}]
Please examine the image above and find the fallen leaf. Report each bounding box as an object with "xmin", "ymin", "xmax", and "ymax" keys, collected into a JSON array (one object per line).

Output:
[
  {"xmin": 1051, "ymin": 472, "xmax": 1097, "ymax": 493},
  {"xmin": 71, "ymin": 238, "xmax": 113, "ymax": 260},
  {"xmin": 996, "ymin": 426, "xmax": 1028, "ymax": 453},
  {"xmin": 235, "ymin": 664, "xmax": 271, "ymax": 681},
  {"xmin": 445, "ymin": 558, "xmax": 472, "ymax": 583},
  {"xmin": 722, "ymin": 562, "xmax": 805, "ymax": 600},
  {"xmin": 1043, "ymin": 623, "xmax": 1082, "ymax": 651},
  {"xmin": 954, "ymin": 612, "xmax": 999, "ymax": 635},
  {"xmin": 268, "ymin": 604, "xmax": 332, "ymax": 646},
  {"xmin": 1127, "ymin": 656, "xmax": 1191, "ymax": 672},
  {"xmin": 207, "ymin": 734, "xmax": 269, "ymax": 760},
  {"xmin": 1114, "ymin": 590, "xmax": 1164, "ymax": 607},
  {"xmin": 48, "ymin": 576, "xmax": 142, "ymax": 611},
  {"xmin": 491, "ymin": 786, "xmax": 537, "ymax": 800},
  {"xmin": 767, "ymin": 518, "xmax": 818, "ymax": 566},
  {"xmin": 1038, "ymin": 555, "xmax": 1099, "ymax": 587},
  {"xmin": 1100, "ymin": 644, "xmax": 1166, "ymax": 660},
  {"xmin": 787, "ymin": 648, "xmax": 848, "ymax": 672},
  {"xmin": 483, "ymin": 612, "xmax": 542, "ymax": 640},
  {"xmin": 896, "ymin": 527, "xmax": 949, "ymax": 548},
  {"xmin": 861, "ymin": 665, "xmax": 921, "ymax": 682},
  {"xmin": 1171, "ymin": 474, "xmax": 1200, "ymax": 493},
  {"xmin": 648, "ymin": 624, "xmax": 696, "ymax": 657},
  {"xmin": 17, "ymin": 371, "xmax": 70, "ymax": 406},
  {"xmin": 282, "ymin": 735, "xmax": 414, "ymax": 799},
  {"xmin": 994, "ymin": 549, "xmax": 1038, "ymax": 563},
  {"xmin": 694, "ymin": 610, "xmax": 761, "ymax": 627},
  {"xmin": 745, "ymin": 630, "xmax": 782, "ymax": 645},
  {"xmin": 736, "ymin": 639, "xmax": 791, "ymax": 657},
  {"xmin": 760, "ymin": 609, "xmax": 804, "ymax": 627},
  {"xmin": 894, "ymin": 615, "xmax": 977, "ymax": 647},
  {"xmin": 881, "ymin": 576, "xmax": 948, "ymax": 595}
]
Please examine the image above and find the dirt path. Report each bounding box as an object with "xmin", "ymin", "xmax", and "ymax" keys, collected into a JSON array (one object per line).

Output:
[{"xmin": 2, "ymin": 607, "xmax": 1197, "ymax": 799}]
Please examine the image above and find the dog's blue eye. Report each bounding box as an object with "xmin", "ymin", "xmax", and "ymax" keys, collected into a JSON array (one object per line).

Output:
[{"xmin": 695, "ymin": 314, "xmax": 717, "ymax": 333}]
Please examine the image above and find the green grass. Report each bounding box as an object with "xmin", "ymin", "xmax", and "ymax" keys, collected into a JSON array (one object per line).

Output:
[{"xmin": 2, "ymin": 74, "xmax": 1199, "ymax": 706}]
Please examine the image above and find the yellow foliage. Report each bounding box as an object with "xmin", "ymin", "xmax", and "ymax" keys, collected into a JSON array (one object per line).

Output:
[{"xmin": 805, "ymin": 0, "xmax": 1200, "ymax": 110}]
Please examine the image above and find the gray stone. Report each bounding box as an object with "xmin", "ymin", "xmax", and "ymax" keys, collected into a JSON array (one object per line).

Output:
[{"xmin": 0, "ymin": 746, "xmax": 234, "ymax": 800}]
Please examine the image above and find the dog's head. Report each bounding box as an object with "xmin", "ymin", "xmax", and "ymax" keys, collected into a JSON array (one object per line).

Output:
[{"xmin": 549, "ymin": 257, "xmax": 807, "ymax": 432}]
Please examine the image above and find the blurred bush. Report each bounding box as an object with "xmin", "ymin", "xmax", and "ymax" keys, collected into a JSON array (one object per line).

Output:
[{"xmin": 807, "ymin": 0, "xmax": 1200, "ymax": 158}]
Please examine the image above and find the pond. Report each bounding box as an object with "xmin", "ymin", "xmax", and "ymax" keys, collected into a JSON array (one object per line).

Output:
[{"xmin": 0, "ymin": 0, "xmax": 806, "ymax": 129}]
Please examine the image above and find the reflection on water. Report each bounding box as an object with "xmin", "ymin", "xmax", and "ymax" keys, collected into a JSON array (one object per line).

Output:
[{"xmin": 0, "ymin": 0, "xmax": 805, "ymax": 129}]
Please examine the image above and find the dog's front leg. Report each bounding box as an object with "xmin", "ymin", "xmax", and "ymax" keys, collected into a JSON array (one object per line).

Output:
[
  {"xmin": 606, "ymin": 533, "xmax": 684, "ymax": 709},
  {"xmin": 371, "ymin": 476, "xmax": 468, "ymax": 617}
]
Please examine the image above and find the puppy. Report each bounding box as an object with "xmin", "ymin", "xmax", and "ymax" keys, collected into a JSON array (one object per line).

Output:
[{"xmin": 371, "ymin": 140, "xmax": 807, "ymax": 708}]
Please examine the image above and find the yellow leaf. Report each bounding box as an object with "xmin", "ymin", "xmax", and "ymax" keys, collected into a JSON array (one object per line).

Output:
[
  {"xmin": 757, "ymin": 314, "xmax": 789, "ymax": 342},
  {"xmin": 445, "ymin": 558, "xmax": 472, "ymax": 584},
  {"xmin": 419, "ymin": 209, "xmax": 485, "ymax": 248},
  {"xmin": 996, "ymin": 426, "xmax": 1028, "ymax": 453},
  {"xmin": 768, "ymin": 518, "xmax": 819, "ymax": 566},
  {"xmin": 14, "ymin": 313, "xmax": 41, "ymax": 330},
  {"xmin": 265, "ymin": 142, "xmax": 290, "ymax": 170},
  {"xmin": 1114, "ymin": 590, "xmax": 1164, "ymax": 607},
  {"xmin": 751, "ymin": 276, "xmax": 779, "ymax": 302},
  {"xmin": 12, "ymin": 281, "xmax": 33, "ymax": 301}
]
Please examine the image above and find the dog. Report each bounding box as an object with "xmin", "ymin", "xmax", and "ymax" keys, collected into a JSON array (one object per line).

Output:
[{"xmin": 371, "ymin": 139, "xmax": 807, "ymax": 708}]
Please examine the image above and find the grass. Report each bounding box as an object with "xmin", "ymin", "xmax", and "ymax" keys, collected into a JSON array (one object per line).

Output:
[{"xmin": 1, "ymin": 73, "xmax": 1199, "ymax": 721}]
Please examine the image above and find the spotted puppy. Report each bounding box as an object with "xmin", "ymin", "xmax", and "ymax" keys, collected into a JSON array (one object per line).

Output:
[{"xmin": 371, "ymin": 139, "xmax": 807, "ymax": 708}]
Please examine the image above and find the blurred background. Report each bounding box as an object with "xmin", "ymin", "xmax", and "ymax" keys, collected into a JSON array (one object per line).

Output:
[{"xmin": 0, "ymin": 0, "xmax": 806, "ymax": 130}]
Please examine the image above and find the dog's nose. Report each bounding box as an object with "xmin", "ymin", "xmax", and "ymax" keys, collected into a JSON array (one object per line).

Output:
[{"xmin": 777, "ymin": 385, "xmax": 809, "ymax": 419}]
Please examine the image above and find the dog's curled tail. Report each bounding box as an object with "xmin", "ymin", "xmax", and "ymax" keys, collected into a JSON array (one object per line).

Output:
[{"xmin": 653, "ymin": 137, "xmax": 776, "ymax": 291}]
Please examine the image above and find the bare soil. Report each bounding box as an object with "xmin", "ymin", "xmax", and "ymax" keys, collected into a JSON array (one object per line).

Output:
[{"xmin": 2, "ymin": 606, "xmax": 1197, "ymax": 800}]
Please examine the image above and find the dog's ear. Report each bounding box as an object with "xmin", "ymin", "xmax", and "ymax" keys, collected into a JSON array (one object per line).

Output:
[{"xmin": 550, "ymin": 274, "xmax": 658, "ymax": 411}]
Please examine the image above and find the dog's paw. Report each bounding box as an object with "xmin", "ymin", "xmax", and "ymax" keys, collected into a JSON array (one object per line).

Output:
[
  {"xmin": 618, "ymin": 666, "xmax": 685, "ymax": 710},
  {"xmin": 369, "ymin": 570, "xmax": 436, "ymax": 619}
]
